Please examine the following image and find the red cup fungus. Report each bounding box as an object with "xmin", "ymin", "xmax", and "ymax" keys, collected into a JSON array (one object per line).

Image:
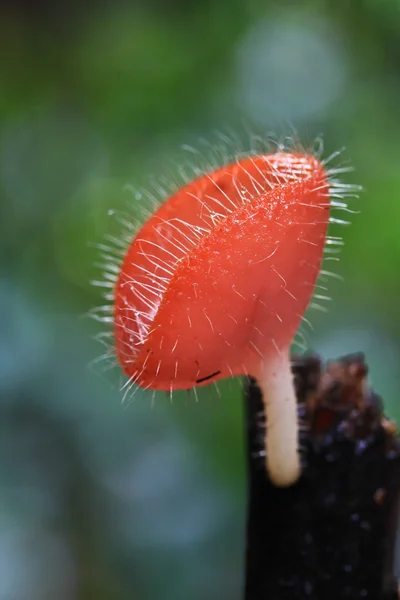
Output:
[{"xmin": 93, "ymin": 139, "xmax": 359, "ymax": 487}]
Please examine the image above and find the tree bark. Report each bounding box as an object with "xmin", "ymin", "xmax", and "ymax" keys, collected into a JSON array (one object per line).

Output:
[{"xmin": 244, "ymin": 353, "xmax": 400, "ymax": 600}]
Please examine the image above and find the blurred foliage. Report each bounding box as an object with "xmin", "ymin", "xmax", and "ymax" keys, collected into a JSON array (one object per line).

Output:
[{"xmin": 1, "ymin": 0, "xmax": 400, "ymax": 598}]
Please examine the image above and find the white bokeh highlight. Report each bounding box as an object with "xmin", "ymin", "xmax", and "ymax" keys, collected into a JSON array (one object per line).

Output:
[{"xmin": 235, "ymin": 16, "xmax": 348, "ymax": 123}]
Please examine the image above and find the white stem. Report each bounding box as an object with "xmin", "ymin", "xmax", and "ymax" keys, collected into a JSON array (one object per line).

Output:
[{"xmin": 256, "ymin": 351, "xmax": 300, "ymax": 487}]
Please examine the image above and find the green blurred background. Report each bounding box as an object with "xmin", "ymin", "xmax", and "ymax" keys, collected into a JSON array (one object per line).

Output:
[{"xmin": 1, "ymin": 1, "xmax": 400, "ymax": 598}]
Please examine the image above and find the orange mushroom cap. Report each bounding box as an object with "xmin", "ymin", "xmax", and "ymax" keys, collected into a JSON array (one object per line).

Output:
[{"xmin": 114, "ymin": 152, "xmax": 329, "ymax": 390}]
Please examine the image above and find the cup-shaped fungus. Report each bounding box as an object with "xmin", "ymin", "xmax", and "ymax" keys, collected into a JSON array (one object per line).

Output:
[{"xmin": 113, "ymin": 152, "xmax": 330, "ymax": 487}]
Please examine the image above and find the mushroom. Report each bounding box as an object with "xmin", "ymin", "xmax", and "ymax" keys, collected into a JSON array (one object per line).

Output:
[{"xmin": 111, "ymin": 151, "xmax": 333, "ymax": 486}]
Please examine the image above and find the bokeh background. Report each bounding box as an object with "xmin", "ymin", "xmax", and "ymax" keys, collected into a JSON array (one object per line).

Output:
[{"xmin": 1, "ymin": 1, "xmax": 400, "ymax": 598}]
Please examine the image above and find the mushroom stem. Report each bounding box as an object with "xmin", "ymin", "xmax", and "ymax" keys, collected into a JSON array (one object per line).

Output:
[{"xmin": 256, "ymin": 351, "xmax": 300, "ymax": 487}]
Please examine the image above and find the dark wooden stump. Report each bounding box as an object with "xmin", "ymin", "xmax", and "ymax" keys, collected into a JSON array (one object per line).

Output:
[{"xmin": 244, "ymin": 353, "xmax": 400, "ymax": 600}]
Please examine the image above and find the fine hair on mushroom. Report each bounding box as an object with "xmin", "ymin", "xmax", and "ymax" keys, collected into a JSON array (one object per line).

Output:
[{"xmin": 90, "ymin": 130, "xmax": 361, "ymax": 487}]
